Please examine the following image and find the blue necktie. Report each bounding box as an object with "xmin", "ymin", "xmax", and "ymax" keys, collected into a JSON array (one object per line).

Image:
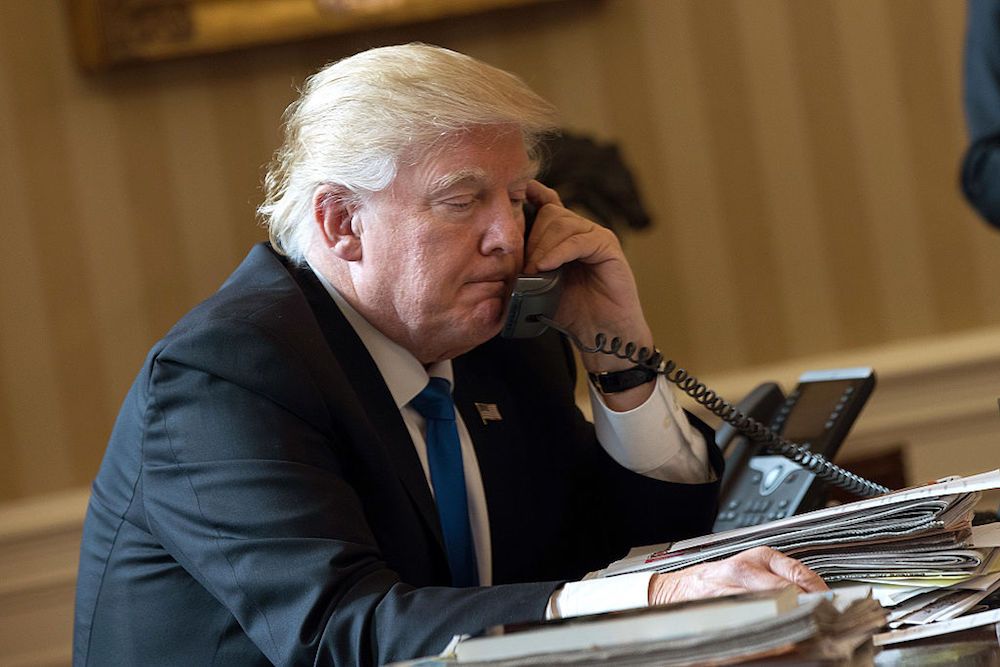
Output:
[{"xmin": 410, "ymin": 377, "xmax": 479, "ymax": 587}]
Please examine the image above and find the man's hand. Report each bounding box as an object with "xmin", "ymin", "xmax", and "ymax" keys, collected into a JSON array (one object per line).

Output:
[
  {"xmin": 524, "ymin": 180, "xmax": 656, "ymax": 410},
  {"xmin": 648, "ymin": 547, "xmax": 829, "ymax": 606}
]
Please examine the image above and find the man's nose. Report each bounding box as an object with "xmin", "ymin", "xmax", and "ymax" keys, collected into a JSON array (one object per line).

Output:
[{"xmin": 482, "ymin": 200, "xmax": 524, "ymax": 256}]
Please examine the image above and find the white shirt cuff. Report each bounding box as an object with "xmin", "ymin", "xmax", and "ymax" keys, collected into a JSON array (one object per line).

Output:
[
  {"xmin": 548, "ymin": 572, "xmax": 653, "ymax": 619},
  {"xmin": 590, "ymin": 375, "xmax": 714, "ymax": 483}
]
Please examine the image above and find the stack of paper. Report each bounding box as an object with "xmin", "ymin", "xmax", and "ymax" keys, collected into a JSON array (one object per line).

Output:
[
  {"xmin": 451, "ymin": 586, "xmax": 802, "ymax": 663},
  {"xmin": 862, "ymin": 522, "xmax": 1000, "ymax": 645},
  {"xmin": 392, "ymin": 588, "xmax": 886, "ymax": 666},
  {"xmin": 596, "ymin": 469, "xmax": 1000, "ymax": 647}
]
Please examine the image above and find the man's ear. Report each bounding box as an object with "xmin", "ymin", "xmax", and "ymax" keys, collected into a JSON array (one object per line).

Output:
[{"xmin": 313, "ymin": 184, "xmax": 362, "ymax": 261}]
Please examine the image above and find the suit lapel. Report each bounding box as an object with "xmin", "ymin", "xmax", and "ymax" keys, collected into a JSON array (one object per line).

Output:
[
  {"xmin": 282, "ymin": 256, "xmax": 446, "ymax": 555},
  {"xmin": 452, "ymin": 345, "xmax": 535, "ymax": 574},
  {"xmin": 453, "ymin": 361, "xmax": 518, "ymax": 472}
]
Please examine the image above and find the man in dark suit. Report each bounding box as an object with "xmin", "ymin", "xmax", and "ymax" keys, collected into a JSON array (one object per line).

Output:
[{"xmin": 73, "ymin": 44, "xmax": 825, "ymax": 666}]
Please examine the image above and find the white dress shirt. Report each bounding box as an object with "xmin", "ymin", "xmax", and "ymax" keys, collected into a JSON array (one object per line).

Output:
[{"xmin": 310, "ymin": 268, "xmax": 713, "ymax": 616}]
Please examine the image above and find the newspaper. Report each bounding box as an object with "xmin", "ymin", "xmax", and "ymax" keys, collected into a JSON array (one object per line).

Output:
[
  {"xmin": 594, "ymin": 469, "xmax": 1000, "ymax": 650},
  {"xmin": 597, "ymin": 470, "xmax": 1000, "ymax": 580}
]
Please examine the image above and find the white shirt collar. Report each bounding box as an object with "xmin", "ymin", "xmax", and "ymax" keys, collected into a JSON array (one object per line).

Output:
[{"xmin": 308, "ymin": 265, "xmax": 453, "ymax": 408}]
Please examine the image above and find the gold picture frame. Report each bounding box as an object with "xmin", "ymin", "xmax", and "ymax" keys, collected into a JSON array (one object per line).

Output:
[{"xmin": 67, "ymin": 0, "xmax": 554, "ymax": 71}]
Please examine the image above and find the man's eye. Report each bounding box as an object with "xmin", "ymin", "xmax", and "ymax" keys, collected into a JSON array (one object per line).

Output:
[
  {"xmin": 510, "ymin": 196, "xmax": 526, "ymax": 207},
  {"xmin": 444, "ymin": 199, "xmax": 475, "ymax": 211}
]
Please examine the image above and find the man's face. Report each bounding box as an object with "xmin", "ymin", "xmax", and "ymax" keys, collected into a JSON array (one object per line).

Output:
[{"xmin": 350, "ymin": 125, "xmax": 534, "ymax": 363}]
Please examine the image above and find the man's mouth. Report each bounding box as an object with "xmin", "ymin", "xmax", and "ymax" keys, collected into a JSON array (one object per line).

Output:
[
  {"xmin": 468, "ymin": 273, "xmax": 513, "ymax": 288},
  {"xmin": 468, "ymin": 279, "xmax": 508, "ymax": 293}
]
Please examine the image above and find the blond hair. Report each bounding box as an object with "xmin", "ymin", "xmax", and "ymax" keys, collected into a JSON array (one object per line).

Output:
[{"xmin": 258, "ymin": 43, "xmax": 560, "ymax": 263}]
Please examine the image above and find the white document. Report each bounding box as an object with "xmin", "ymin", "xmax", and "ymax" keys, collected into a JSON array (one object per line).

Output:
[
  {"xmin": 894, "ymin": 584, "xmax": 999, "ymax": 626},
  {"xmin": 873, "ymin": 607, "xmax": 1000, "ymax": 646}
]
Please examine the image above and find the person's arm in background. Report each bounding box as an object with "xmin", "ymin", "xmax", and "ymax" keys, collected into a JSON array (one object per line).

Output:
[{"xmin": 961, "ymin": 0, "xmax": 1000, "ymax": 227}]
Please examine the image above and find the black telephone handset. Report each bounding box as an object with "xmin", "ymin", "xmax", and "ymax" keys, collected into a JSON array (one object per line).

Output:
[
  {"xmin": 501, "ymin": 202, "xmax": 565, "ymax": 339},
  {"xmin": 501, "ymin": 270, "xmax": 890, "ymax": 513},
  {"xmin": 500, "ymin": 271, "xmax": 564, "ymax": 339}
]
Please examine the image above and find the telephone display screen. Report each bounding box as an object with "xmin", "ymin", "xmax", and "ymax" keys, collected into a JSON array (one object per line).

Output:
[{"xmin": 779, "ymin": 380, "xmax": 855, "ymax": 445}]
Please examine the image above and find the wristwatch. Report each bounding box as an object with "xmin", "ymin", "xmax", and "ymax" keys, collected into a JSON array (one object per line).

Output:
[{"xmin": 588, "ymin": 365, "xmax": 658, "ymax": 394}]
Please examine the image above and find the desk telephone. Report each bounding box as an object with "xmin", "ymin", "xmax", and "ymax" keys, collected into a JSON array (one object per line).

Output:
[{"xmin": 500, "ymin": 268, "xmax": 889, "ymax": 530}]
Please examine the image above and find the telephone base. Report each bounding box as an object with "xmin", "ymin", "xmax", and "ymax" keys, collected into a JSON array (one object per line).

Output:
[{"xmin": 713, "ymin": 456, "xmax": 821, "ymax": 532}]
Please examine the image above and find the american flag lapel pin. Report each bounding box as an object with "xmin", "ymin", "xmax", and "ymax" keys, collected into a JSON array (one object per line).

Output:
[{"xmin": 474, "ymin": 402, "xmax": 503, "ymax": 424}]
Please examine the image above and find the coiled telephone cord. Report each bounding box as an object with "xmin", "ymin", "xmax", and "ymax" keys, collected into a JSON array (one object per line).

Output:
[{"xmin": 536, "ymin": 316, "xmax": 890, "ymax": 498}]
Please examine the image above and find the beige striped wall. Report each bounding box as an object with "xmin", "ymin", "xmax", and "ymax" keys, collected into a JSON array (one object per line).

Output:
[{"xmin": 0, "ymin": 0, "xmax": 996, "ymax": 503}]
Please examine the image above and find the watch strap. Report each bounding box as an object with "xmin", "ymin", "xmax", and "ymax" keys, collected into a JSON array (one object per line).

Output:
[{"xmin": 588, "ymin": 365, "xmax": 658, "ymax": 394}]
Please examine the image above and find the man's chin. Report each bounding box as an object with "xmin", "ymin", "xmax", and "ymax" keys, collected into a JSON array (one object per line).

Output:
[
  {"xmin": 474, "ymin": 298, "xmax": 508, "ymax": 332},
  {"xmin": 463, "ymin": 315, "xmax": 505, "ymax": 345},
  {"xmin": 420, "ymin": 326, "xmax": 501, "ymax": 365},
  {"xmin": 415, "ymin": 301, "xmax": 507, "ymax": 361},
  {"xmin": 449, "ymin": 304, "xmax": 506, "ymax": 348}
]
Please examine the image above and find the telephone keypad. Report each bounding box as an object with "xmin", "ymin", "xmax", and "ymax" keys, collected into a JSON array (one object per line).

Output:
[{"xmin": 713, "ymin": 456, "xmax": 815, "ymax": 531}]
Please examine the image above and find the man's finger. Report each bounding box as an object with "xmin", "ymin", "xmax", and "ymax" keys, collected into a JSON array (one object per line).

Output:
[
  {"xmin": 744, "ymin": 572, "xmax": 806, "ymax": 593},
  {"xmin": 764, "ymin": 549, "xmax": 829, "ymax": 593},
  {"xmin": 526, "ymin": 179, "xmax": 563, "ymax": 207},
  {"xmin": 523, "ymin": 208, "xmax": 597, "ymax": 272}
]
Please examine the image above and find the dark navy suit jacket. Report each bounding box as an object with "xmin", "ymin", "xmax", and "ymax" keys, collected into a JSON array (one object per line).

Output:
[{"xmin": 73, "ymin": 243, "xmax": 722, "ymax": 666}]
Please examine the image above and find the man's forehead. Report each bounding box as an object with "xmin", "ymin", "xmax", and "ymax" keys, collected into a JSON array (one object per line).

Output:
[
  {"xmin": 428, "ymin": 164, "xmax": 538, "ymax": 193},
  {"xmin": 397, "ymin": 125, "xmax": 538, "ymax": 193}
]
